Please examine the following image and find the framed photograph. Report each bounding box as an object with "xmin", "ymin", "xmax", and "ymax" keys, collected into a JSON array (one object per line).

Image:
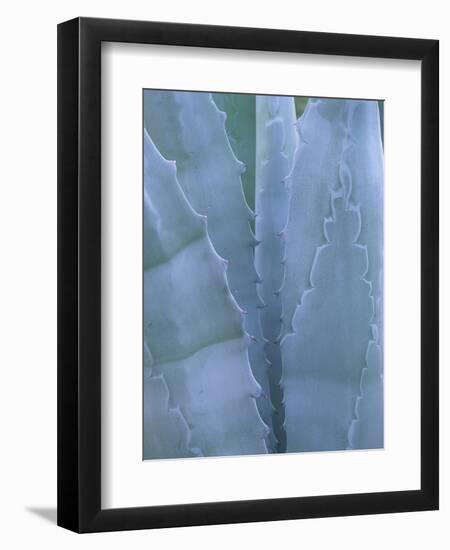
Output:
[{"xmin": 57, "ymin": 17, "xmax": 439, "ymax": 533}]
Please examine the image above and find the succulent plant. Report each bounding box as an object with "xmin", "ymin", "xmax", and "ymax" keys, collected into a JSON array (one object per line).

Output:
[{"xmin": 143, "ymin": 91, "xmax": 384, "ymax": 457}]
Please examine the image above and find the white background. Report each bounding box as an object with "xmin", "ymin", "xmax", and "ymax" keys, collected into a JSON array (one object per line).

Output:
[
  {"xmin": 102, "ymin": 43, "xmax": 421, "ymax": 508},
  {"xmin": 0, "ymin": 0, "xmax": 448, "ymax": 548}
]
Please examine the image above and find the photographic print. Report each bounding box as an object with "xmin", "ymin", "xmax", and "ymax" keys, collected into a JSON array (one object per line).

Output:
[
  {"xmin": 143, "ymin": 91, "xmax": 384, "ymax": 460},
  {"xmin": 58, "ymin": 18, "xmax": 438, "ymax": 531}
]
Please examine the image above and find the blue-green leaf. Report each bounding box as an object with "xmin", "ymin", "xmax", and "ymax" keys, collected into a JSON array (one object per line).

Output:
[
  {"xmin": 255, "ymin": 95, "xmax": 297, "ymax": 451},
  {"xmin": 282, "ymin": 195, "xmax": 373, "ymax": 452},
  {"xmin": 143, "ymin": 128, "xmax": 268, "ymax": 457},
  {"xmin": 280, "ymin": 98, "xmax": 383, "ymax": 453},
  {"xmin": 144, "ymin": 90, "xmax": 274, "ymax": 449}
]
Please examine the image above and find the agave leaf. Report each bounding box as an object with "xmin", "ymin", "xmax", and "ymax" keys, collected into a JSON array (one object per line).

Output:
[
  {"xmin": 281, "ymin": 99, "xmax": 383, "ymax": 452},
  {"xmin": 212, "ymin": 93, "xmax": 256, "ymax": 211},
  {"xmin": 339, "ymin": 100, "xmax": 384, "ymax": 356},
  {"xmin": 347, "ymin": 326, "xmax": 384, "ymax": 450},
  {"xmin": 282, "ymin": 195, "xmax": 374, "ymax": 452},
  {"xmin": 280, "ymin": 99, "xmax": 350, "ymax": 338},
  {"xmin": 143, "ymin": 129, "xmax": 268, "ymax": 457},
  {"xmin": 324, "ymin": 100, "xmax": 384, "ymax": 446},
  {"xmin": 144, "ymin": 90, "xmax": 274, "ymax": 449},
  {"xmin": 255, "ymin": 95, "xmax": 297, "ymax": 451}
]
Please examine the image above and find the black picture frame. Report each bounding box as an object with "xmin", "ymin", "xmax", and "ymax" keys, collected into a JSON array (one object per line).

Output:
[{"xmin": 57, "ymin": 16, "xmax": 439, "ymax": 533}]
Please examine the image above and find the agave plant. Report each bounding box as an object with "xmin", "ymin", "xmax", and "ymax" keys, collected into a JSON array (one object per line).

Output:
[{"xmin": 143, "ymin": 90, "xmax": 384, "ymax": 458}]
